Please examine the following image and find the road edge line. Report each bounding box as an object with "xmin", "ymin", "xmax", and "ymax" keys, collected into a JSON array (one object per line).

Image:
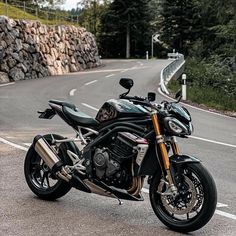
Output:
[
  {"xmin": 157, "ymin": 88, "xmax": 236, "ymax": 120},
  {"xmin": 0, "ymin": 82, "xmax": 15, "ymax": 87},
  {"xmin": 215, "ymin": 210, "xmax": 236, "ymax": 220},
  {"xmin": 0, "ymin": 137, "xmax": 28, "ymax": 151},
  {"xmin": 190, "ymin": 136, "xmax": 236, "ymax": 149}
]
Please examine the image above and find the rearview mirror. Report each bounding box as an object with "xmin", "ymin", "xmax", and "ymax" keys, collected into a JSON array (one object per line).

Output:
[
  {"xmin": 175, "ymin": 89, "xmax": 182, "ymax": 99},
  {"xmin": 119, "ymin": 78, "xmax": 134, "ymax": 90},
  {"xmin": 148, "ymin": 92, "xmax": 156, "ymax": 101}
]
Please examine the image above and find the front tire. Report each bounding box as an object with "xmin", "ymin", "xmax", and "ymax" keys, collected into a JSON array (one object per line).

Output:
[
  {"xmin": 24, "ymin": 134, "xmax": 72, "ymax": 200},
  {"xmin": 149, "ymin": 163, "xmax": 217, "ymax": 233}
]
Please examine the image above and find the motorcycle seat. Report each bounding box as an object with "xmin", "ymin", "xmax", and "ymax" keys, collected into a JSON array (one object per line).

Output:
[
  {"xmin": 63, "ymin": 106, "xmax": 99, "ymax": 127},
  {"xmin": 49, "ymin": 100, "xmax": 76, "ymax": 109}
]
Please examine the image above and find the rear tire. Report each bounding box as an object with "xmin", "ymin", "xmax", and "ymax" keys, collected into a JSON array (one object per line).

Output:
[
  {"xmin": 24, "ymin": 134, "xmax": 72, "ymax": 200},
  {"xmin": 149, "ymin": 163, "xmax": 217, "ymax": 233}
]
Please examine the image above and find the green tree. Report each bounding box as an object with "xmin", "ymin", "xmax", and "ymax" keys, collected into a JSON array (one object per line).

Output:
[
  {"xmin": 100, "ymin": 0, "xmax": 152, "ymax": 58},
  {"xmin": 76, "ymin": 0, "xmax": 110, "ymax": 37},
  {"xmin": 160, "ymin": 0, "xmax": 202, "ymax": 54}
]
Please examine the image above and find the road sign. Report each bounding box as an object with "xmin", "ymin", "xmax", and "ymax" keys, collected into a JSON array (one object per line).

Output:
[{"xmin": 152, "ymin": 33, "xmax": 160, "ymax": 43}]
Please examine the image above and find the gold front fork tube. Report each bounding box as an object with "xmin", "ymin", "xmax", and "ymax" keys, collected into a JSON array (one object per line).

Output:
[
  {"xmin": 151, "ymin": 111, "xmax": 174, "ymax": 186},
  {"xmin": 171, "ymin": 137, "xmax": 180, "ymax": 155}
]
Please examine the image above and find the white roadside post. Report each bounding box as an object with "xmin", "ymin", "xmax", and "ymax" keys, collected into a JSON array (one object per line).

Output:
[
  {"xmin": 182, "ymin": 74, "xmax": 187, "ymax": 100},
  {"xmin": 146, "ymin": 51, "xmax": 149, "ymax": 60},
  {"xmin": 151, "ymin": 33, "xmax": 160, "ymax": 58}
]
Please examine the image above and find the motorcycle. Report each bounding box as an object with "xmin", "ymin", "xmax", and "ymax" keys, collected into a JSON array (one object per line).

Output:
[{"xmin": 24, "ymin": 78, "xmax": 217, "ymax": 233}]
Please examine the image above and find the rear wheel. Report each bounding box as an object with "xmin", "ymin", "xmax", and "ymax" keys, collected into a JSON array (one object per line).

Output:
[
  {"xmin": 149, "ymin": 163, "xmax": 217, "ymax": 233},
  {"xmin": 24, "ymin": 134, "xmax": 72, "ymax": 200}
]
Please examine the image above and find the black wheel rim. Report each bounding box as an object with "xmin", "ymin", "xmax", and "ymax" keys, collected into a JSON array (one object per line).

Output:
[
  {"xmin": 153, "ymin": 165, "xmax": 205, "ymax": 223},
  {"xmin": 29, "ymin": 151, "xmax": 60, "ymax": 191}
]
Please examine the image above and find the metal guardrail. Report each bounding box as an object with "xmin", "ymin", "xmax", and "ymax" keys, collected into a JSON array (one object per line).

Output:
[
  {"xmin": 160, "ymin": 53, "xmax": 185, "ymax": 94},
  {"xmin": 1, "ymin": 0, "xmax": 79, "ymax": 25}
]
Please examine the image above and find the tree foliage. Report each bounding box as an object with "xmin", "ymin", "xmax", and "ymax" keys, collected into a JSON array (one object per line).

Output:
[
  {"xmin": 159, "ymin": 0, "xmax": 202, "ymax": 55},
  {"xmin": 99, "ymin": 0, "xmax": 152, "ymax": 58}
]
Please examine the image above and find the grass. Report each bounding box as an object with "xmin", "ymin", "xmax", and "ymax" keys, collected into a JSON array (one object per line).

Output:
[
  {"xmin": 0, "ymin": 2, "xmax": 80, "ymax": 27},
  {"xmin": 0, "ymin": 2, "xmax": 38, "ymax": 20},
  {"xmin": 168, "ymin": 79, "xmax": 236, "ymax": 112}
]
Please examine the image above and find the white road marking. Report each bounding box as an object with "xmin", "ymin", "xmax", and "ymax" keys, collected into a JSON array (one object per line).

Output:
[
  {"xmin": 215, "ymin": 210, "xmax": 236, "ymax": 220},
  {"xmin": 85, "ymin": 80, "xmax": 97, "ymax": 86},
  {"xmin": 157, "ymin": 88, "xmax": 236, "ymax": 120},
  {"xmin": 217, "ymin": 203, "xmax": 228, "ymax": 208},
  {"xmin": 0, "ymin": 137, "xmax": 28, "ymax": 151},
  {"xmin": 69, "ymin": 89, "xmax": 77, "ymax": 96},
  {"xmin": 137, "ymin": 62, "xmax": 144, "ymax": 66},
  {"xmin": 23, "ymin": 143, "xmax": 32, "ymax": 147},
  {"xmin": 81, "ymin": 103, "xmax": 99, "ymax": 111},
  {"xmin": 190, "ymin": 136, "xmax": 236, "ymax": 149},
  {"xmin": 1, "ymin": 137, "xmax": 235, "ymax": 221},
  {"xmin": 121, "ymin": 70, "xmax": 128, "ymax": 73},
  {"xmin": 71, "ymin": 66, "xmax": 150, "ymax": 75},
  {"xmin": 142, "ymin": 188, "xmax": 149, "ymax": 193},
  {"xmin": 0, "ymin": 82, "xmax": 15, "ymax": 87},
  {"xmin": 106, "ymin": 74, "xmax": 115, "ymax": 78}
]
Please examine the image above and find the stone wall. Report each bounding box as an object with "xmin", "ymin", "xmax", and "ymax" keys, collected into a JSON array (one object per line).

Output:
[{"xmin": 0, "ymin": 16, "xmax": 101, "ymax": 83}]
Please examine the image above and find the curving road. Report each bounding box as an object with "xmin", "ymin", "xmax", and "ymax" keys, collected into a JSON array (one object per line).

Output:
[{"xmin": 0, "ymin": 59, "xmax": 236, "ymax": 236}]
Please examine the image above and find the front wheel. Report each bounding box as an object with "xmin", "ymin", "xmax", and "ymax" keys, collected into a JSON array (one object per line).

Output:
[{"xmin": 149, "ymin": 163, "xmax": 217, "ymax": 233}]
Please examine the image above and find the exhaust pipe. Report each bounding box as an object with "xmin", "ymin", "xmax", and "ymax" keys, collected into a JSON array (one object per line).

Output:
[{"xmin": 33, "ymin": 135, "xmax": 71, "ymax": 182}]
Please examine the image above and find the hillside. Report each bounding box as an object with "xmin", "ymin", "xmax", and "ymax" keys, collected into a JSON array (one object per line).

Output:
[{"xmin": 0, "ymin": 2, "xmax": 79, "ymax": 26}]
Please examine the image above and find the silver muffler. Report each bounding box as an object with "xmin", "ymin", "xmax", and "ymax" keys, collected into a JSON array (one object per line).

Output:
[{"xmin": 33, "ymin": 135, "xmax": 71, "ymax": 182}]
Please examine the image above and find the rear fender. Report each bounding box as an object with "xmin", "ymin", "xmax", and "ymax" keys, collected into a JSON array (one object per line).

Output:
[{"xmin": 38, "ymin": 108, "xmax": 55, "ymax": 119}]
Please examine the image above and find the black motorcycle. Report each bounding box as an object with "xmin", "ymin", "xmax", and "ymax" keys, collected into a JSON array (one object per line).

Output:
[{"xmin": 24, "ymin": 78, "xmax": 217, "ymax": 233}]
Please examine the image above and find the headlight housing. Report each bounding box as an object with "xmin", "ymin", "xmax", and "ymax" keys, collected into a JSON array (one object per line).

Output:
[{"xmin": 164, "ymin": 117, "xmax": 192, "ymax": 136}]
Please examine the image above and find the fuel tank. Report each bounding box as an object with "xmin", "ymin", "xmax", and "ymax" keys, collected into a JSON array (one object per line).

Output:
[{"xmin": 96, "ymin": 99, "xmax": 148, "ymax": 123}]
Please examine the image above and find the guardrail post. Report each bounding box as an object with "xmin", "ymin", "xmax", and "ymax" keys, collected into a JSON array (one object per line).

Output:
[
  {"xmin": 182, "ymin": 74, "xmax": 187, "ymax": 100},
  {"xmin": 23, "ymin": 2, "xmax": 26, "ymax": 19},
  {"xmin": 146, "ymin": 51, "xmax": 149, "ymax": 60},
  {"xmin": 151, "ymin": 36, "xmax": 153, "ymax": 58},
  {"xmin": 35, "ymin": 7, "xmax": 38, "ymax": 19},
  {"xmin": 46, "ymin": 12, "xmax": 49, "ymax": 24},
  {"xmin": 5, "ymin": 0, "xmax": 8, "ymax": 16}
]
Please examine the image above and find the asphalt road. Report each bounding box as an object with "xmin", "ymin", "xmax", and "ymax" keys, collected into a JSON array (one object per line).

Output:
[{"xmin": 0, "ymin": 59, "xmax": 236, "ymax": 236}]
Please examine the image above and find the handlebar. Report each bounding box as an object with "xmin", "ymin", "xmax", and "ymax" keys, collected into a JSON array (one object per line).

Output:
[
  {"xmin": 121, "ymin": 94, "xmax": 168, "ymax": 113},
  {"xmin": 120, "ymin": 94, "xmax": 158, "ymax": 110},
  {"xmin": 120, "ymin": 94, "xmax": 146, "ymax": 101}
]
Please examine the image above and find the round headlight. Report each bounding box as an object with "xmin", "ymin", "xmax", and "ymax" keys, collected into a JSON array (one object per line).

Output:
[
  {"xmin": 168, "ymin": 120, "xmax": 183, "ymax": 134},
  {"xmin": 164, "ymin": 117, "xmax": 189, "ymax": 136}
]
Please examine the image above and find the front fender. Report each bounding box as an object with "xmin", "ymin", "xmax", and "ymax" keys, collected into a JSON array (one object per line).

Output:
[
  {"xmin": 170, "ymin": 154, "xmax": 200, "ymax": 165},
  {"xmin": 138, "ymin": 150, "xmax": 200, "ymax": 176}
]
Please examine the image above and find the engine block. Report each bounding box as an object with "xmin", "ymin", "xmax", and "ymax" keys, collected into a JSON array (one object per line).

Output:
[{"xmin": 93, "ymin": 132, "xmax": 148, "ymax": 188}]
